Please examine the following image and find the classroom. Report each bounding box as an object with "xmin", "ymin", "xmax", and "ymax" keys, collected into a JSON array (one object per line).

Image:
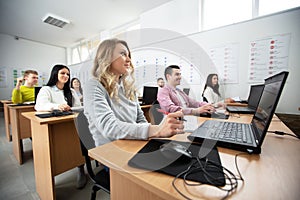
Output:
[{"xmin": 0, "ymin": 0, "xmax": 299, "ymax": 200}]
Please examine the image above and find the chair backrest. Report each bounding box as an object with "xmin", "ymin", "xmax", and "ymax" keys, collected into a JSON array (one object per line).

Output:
[
  {"xmin": 202, "ymin": 96, "xmax": 208, "ymax": 103},
  {"xmin": 74, "ymin": 111, "xmax": 111, "ymax": 195},
  {"xmin": 149, "ymin": 100, "xmax": 164, "ymax": 125},
  {"xmin": 74, "ymin": 111, "xmax": 95, "ymax": 151}
]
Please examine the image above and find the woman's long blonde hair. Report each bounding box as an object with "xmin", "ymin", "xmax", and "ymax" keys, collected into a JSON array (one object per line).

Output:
[{"xmin": 92, "ymin": 38, "xmax": 137, "ymax": 101}]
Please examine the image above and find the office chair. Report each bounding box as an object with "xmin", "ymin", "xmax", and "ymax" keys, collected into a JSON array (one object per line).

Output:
[
  {"xmin": 149, "ymin": 100, "xmax": 164, "ymax": 125},
  {"xmin": 202, "ymin": 96, "xmax": 208, "ymax": 103},
  {"xmin": 74, "ymin": 111, "xmax": 110, "ymax": 200}
]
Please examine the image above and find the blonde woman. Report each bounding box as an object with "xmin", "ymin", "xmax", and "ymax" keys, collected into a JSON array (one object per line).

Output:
[{"xmin": 84, "ymin": 38, "xmax": 184, "ymax": 147}]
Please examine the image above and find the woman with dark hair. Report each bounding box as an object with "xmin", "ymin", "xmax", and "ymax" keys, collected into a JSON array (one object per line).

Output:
[
  {"xmin": 35, "ymin": 64, "xmax": 86, "ymax": 189},
  {"xmin": 202, "ymin": 74, "xmax": 233, "ymax": 107},
  {"xmin": 71, "ymin": 77, "xmax": 83, "ymax": 104},
  {"xmin": 35, "ymin": 64, "xmax": 81, "ymax": 111}
]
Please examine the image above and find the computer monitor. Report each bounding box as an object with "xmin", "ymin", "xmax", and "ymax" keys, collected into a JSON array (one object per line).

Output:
[
  {"xmin": 142, "ymin": 86, "xmax": 158, "ymax": 105},
  {"xmin": 183, "ymin": 88, "xmax": 190, "ymax": 95},
  {"xmin": 34, "ymin": 86, "xmax": 42, "ymax": 104}
]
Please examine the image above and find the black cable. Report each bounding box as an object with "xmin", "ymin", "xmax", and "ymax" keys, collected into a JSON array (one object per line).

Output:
[
  {"xmin": 171, "ymin": 154, "xmax": 245, "ymax": 200},
  {"xmin": 234, "ymin": 152, "xmax": 248, "ymax": 181},
  {"xmin": 171, "ymin": 161, "xmax": 195, "ymax": 200},
  {"xmin": 268, "ymin": 130, "xmax": 300, "ymax": 139}
]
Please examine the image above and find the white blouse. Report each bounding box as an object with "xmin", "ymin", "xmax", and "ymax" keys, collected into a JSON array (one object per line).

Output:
[
  {"xmin": 35, "ymin": 85, "xmax": 82, "ymax": 111},
  {"xmin": 203, "ymin": 87, "xmax": 223, "ymax": 104}
]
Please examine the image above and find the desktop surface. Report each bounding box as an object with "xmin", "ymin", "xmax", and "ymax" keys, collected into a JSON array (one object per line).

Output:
[{"xmin": 88, "ymin": 114, "xmax": 300, "ymax": 200}]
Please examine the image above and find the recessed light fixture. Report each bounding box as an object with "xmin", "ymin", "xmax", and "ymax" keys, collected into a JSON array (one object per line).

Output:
[{"xmin": 42, "ymin": 13, "xmax": 70, "ymax": 28}]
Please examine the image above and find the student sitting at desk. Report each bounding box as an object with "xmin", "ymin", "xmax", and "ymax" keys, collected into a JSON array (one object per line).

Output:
[
  {"xmin": 35, "ymin": 64, "xmax": 87, "ymax": 189},
  {"xmin": 71, "ymin": 77, "xmax": 83, "ymax": 105},
  {"xmin": 84, "ymin": 38, "xmax": 184, "ymax": 147},
  {"xmin": 11, "ymin": 70, "xmax": 39, "ymax": 104},
  {"xmin": 202, "ymin": 73, "xmax": 234, "ymax": 107},
  {"xmin": 157, "ymin": 77, "xmax": 165, "ymax": 88},
  {"xmin": 157, "ymin": 65, "xmax": 214, "ymax": 115}
]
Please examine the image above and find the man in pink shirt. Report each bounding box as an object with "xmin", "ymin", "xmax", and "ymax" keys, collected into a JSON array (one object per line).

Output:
[{"xmin": 157, "ymin": 65, "xmax": 214, "ymax": 115}]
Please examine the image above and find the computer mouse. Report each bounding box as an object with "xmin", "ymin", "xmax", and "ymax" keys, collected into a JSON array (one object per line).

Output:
[{"xmin": 160, "ymin": 142, "xmax": 193, "ymax": 161}]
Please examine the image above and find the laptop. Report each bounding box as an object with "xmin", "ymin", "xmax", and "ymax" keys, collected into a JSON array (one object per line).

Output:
[
  {"xmin": 140, "ymin": 86, "xmax": 158, "ymax": 105},
  {"xmin": 188, "ymin": 71, "xmax": 289, "ymax": 154},
  {"xmin": 226, "ymin": 84, "xmax": 264, "ymax": 114}
]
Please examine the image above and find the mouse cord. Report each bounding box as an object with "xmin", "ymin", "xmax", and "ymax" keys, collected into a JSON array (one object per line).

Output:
[
  {"xmin": 171, "ymin": 161, "xmax": 196, "ymax": 200},
  {"xmin": 267, "ymin": 130, "xmax": 300, "ymax": 139},
  {"xmin": 172, "ymin": 154, "xmax": 245, "ymax": 200}
]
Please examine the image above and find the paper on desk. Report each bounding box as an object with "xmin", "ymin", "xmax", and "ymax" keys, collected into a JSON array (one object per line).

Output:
[
  {"xmin": 184, "ymin": 115, "xmax": 199, "ymax": 132},
  {"xmin": 231, "ymin": 96, "xmax": 241, "ymax": 102},
  {"xmin": 215, "ymin": 108, "xmax": 226, "ymax": 114}
]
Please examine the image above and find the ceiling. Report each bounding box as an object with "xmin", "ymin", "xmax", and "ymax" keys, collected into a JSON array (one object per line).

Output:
[{"xmin": 0, "ymin": 0, "xmax": 172, "ymax": 48}]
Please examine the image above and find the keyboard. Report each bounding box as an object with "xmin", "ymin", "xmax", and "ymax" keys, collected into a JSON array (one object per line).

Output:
[
  {"xmin": 205, "ymin": 120, "xmax": 253, "ymax": 144},
  {"xmin": 35, "ymin": 111, "xmax": 74, "ymax": 118}
]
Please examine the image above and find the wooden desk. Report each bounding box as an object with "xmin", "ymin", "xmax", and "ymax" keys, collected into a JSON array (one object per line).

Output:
[
  {"xmin": 22, "ymin": 112, "xmax": 85, "ymax": 200},
  {"xmin": 89, "ymin": 114, "xmax": 300, "ymax": 200},
  {"xmin": 226, "ymin": 102, "xmax": 248, "ymax": 107},
  {"xmin": 0, "ymin": 100, "xmax": 13, "ymax": 141},
  {"xmin": 9, "ymin": 104, "xmax": 35, "ymax": 164}
]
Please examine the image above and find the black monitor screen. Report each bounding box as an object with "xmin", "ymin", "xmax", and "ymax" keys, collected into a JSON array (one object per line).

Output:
[
  {"xmin": 247, "ymin": 84, "xmax": 264, "ymax": 108},
  {"xmin": 252, "ymin": 71, "xmax": 288, "ymax": 145},
  {"xmin": 34, "ymin": 87, "xmax": 42, "ymax": 103},
  {"xmin": 183, "ymin": 88, "xmax": 190, "ymax": 96},
  {"xmin": 142, "ymin": 86, "xmax": 158, "ymax": 105}
]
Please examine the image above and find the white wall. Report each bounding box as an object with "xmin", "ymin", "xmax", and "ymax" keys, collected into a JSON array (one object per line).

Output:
[
  {"xmin": 0, "ymin": 34, "xmax": 66, "ymax": 100},
  {"xmin": 138, "ymin": 2, "xmax": 300, "ymax": 114},
  {"xmin": 189, "ymin": 8, "xmax": 300, "ymax": 114},
  {"xmin": 141, "ymin": 0, "xmax": 199, "ymax": 35}
]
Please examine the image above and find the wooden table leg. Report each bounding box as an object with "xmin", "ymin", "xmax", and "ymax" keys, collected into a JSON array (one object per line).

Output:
[
  {"xmin": 10, "ymin": 107, "xmax": 33, "ymax": 164},
  {"xmin": 31, "ymin": 120, "xmax": 55, "ymax": 200},
  {"xmin": 3, "ymin": 103, "xmax": 12, "ymax": 141}
]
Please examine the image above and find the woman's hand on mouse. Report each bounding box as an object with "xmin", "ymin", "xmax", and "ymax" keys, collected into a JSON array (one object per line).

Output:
[{"xmin": 148, "ymin": 110, "xmax": 184, "ymax": 138}]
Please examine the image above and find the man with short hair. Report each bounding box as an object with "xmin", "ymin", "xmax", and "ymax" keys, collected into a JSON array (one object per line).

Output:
[
  {"xmin": 11, "ymin": 70, "xmax": 39, "ymax": 104},
  {"xmin": 157, "ymin": 65, "xmax": 214, "ymax": 115},
  {"xmin": 157, "ymin": 77, "xmax": 165, "ymax": 88}
]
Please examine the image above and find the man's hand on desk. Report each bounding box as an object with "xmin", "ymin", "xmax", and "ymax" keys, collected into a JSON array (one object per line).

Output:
[{"xmin": 192, "ymin": 104, "xmax": 215, "ymax": 115}]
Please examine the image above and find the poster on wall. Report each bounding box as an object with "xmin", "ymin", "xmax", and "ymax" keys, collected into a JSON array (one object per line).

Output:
[
  {"xmin": 132, "ymin": 47, "xmax": 202, "ymax": 90},
  {"xmin": 0, "ymin": 67, "xmax": 8, "ymax": 88},
  {"xmin": 209, "ymin": 43, "xmax": 239, "ymax": 84},
  {"xmin": 38, "ymin": 72, "xmax": 49, "ymax": 86},
  {"xmin": 248, "ymin": 33, "xmax": 291, "ymax": 82},
  {"xmin": 12, "ymin": 68, "xmax": 26, "ymax": 87},
  {"xmin": 11, "ymin": 68, "xmax": 48, "ymax": 87}
]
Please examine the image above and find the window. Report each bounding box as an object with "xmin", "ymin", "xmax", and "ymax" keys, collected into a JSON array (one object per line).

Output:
[
  {"xmin": 259, "ymin": 0, "xmax": 300, "ymax": 16},
  {"xmin": 71, "ymin": 47, "xmax": 80, "ymax": 64},
  {"xmin": 201, "ymin": 0, "xmax": 300, "ymax": 31},
  {"xmin": 69, "ymin": 37, "xmax": 101, "ymax": 65},
  {"xmin": 202, "ymin": 0, "xmax": 252, "ymax": 30}
]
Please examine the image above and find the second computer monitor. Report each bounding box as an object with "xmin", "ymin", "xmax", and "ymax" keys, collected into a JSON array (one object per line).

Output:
[
  {"xmin": 183, "ymin": 88, "xmax": 190, "ymax": 96},
  {"xmin": 34, "ymin": 86, "xmax": 42, "ymax": 104},
  {"xmin": 142, "ymin": 86, "xmax": 158, "ymax": 105}
]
